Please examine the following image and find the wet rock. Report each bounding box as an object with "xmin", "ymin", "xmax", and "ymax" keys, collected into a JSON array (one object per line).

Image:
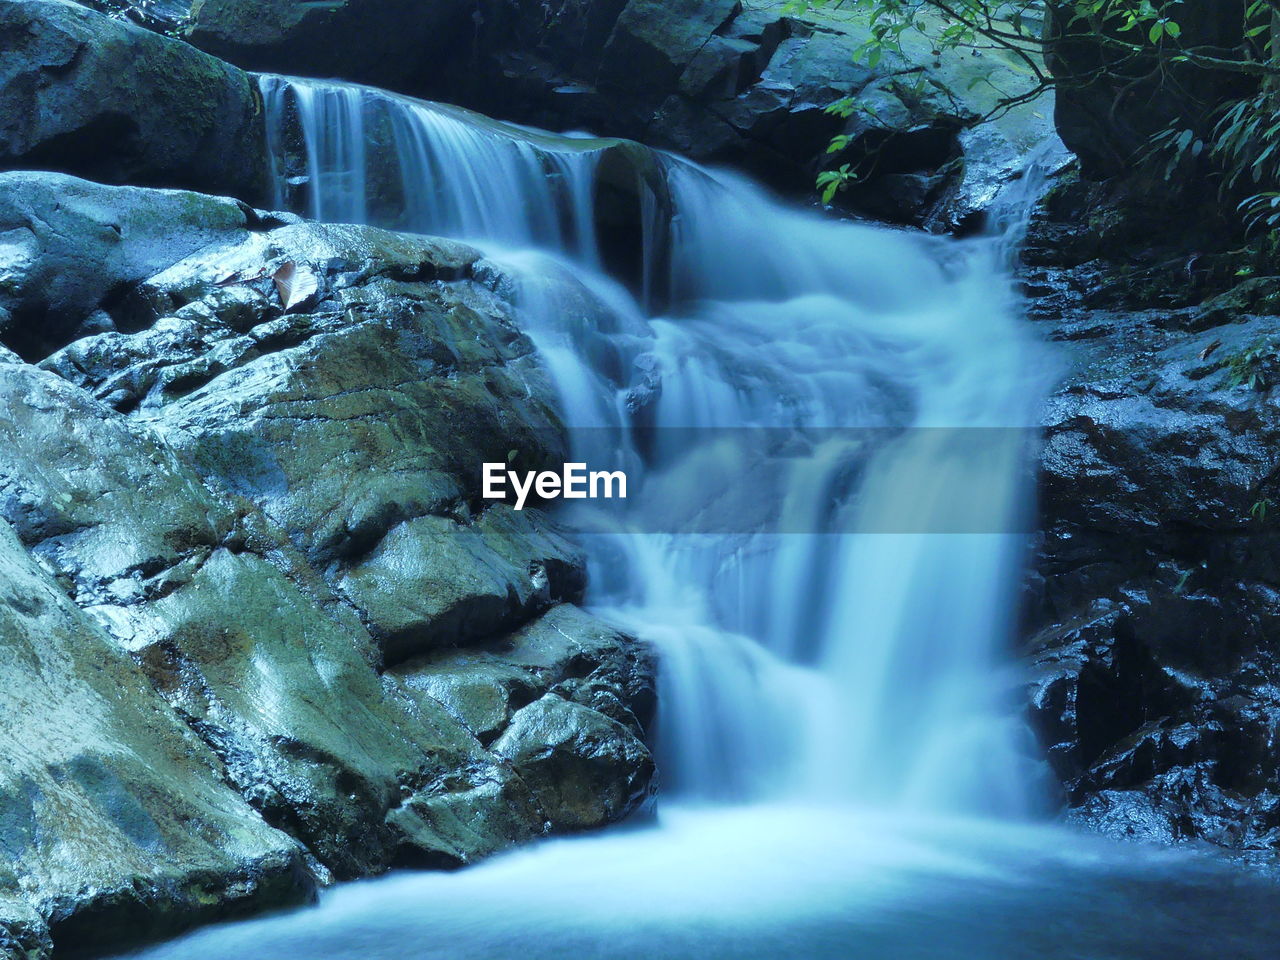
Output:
[
  {"xmin": 390, "ymin": 604, "xmax": 657, "ymax": 747},
  {"xmin": 0, "ymin": 896, "xmax": 50, "ymax": 960},
  {"xmin": 0, "ymin": 1, "xmax": 267, "ymax": 201},
  {"xmin": 0, "ymin": 511, "xmax": 313, "ymax": 955},
  {"xmin": 494, "ymin": 694, "xmax": 655, "ymax": 829},
  {"xmin": 0, "ymin": 171, "xmax": 257, "ymax": 361},
  {"xmin": 75, "ymin": 0, "xmax": 191, "ymax": 33},
  {"xmin": 1023, "ymin": 195, "xmax": 1280, "ymax": 853},
  {"xmin": 1064, "ymin": 791, "xmax": 1181, "ymax": 845},
  {"xmin": 101, "ymin": 218, "xmax": 589, "ymax": 664},
  {"xmin": 340, "ymin": 510, "xmax": 585, "ymax": 664},
  {"xmin": 0, "ymin": 174, "xmax": 656, "ymax": 934},
  {"xmin": 388, "ymin": 603, "xmax": 657, "ymax": 836}
]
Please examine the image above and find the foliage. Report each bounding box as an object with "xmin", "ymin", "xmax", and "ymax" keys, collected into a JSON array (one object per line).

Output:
[
  {"xmin": 817, "ymin": 164, "xmax": 858, "ymax": 203},
  {"xmin": 784, "ymin": 0, "xmax": 1280, "ymax": 223},
  {"xmin": 1224, "ymin": 338, "xmax": 1280, "ymax": 390}
]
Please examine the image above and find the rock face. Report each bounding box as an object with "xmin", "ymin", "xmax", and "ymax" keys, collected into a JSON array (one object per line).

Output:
[
  {"xmin": 0, "ymin": 509, "xmax": 313, "ymax": 956},
  {"xmin": 0, "ymin": 173, "xmax": 656, "ymax": 953},
  {"xmin": 182, "ymin": 0, "xmax": 1055, "ymax": 228},
  {"xmin": 0, "ymin": 0, "xmax": 266, "ymax": 201},
  {"xmin": 1021, "ymin": 177, "xmax": 1280, "ymax": 853},
  {"xmin": 0, "ymin": 174, "xmax": 261, "ymax": 360},
  {"xmin": 456, "ymin": 0, "xmax": 1058, "ymax": 227},
  {"xmin": 1045, "ymin": 0, "xmax": 1253, "ymax": 178},
  {"xmin": 187, "ymin": 0, "xmax": 473, "ymax": 94}
]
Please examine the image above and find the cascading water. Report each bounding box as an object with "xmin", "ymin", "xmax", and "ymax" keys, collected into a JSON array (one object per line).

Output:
[
  {"xmin": 116, "ymin": 73, "xmax": 1280, "ymax": 960},
  {"xmin": 260, "ymin": 74, "xmax": 1047, "ymax": 814}
]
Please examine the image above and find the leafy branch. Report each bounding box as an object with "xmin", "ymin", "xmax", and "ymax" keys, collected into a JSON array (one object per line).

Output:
[{"xmin": 786, "ymin": 0, "xmax": 1280, "ymax": 221}]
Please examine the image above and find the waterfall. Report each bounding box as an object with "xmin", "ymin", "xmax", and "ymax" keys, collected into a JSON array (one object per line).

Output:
[{"xmin": 260, "ymin": 75, "xmax": 1051, "ymax": 817}]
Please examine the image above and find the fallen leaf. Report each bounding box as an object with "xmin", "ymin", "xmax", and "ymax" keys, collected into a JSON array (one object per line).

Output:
[
  {"xmin": 1199, "ymin": 339, "xmax": 1223, "ymax": 361},
  {"xmin": 272, "ymin": 261, "xmax": 320, "ymax": 312}
]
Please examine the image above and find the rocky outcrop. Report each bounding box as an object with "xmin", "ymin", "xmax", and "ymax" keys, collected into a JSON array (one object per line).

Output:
[
  {"xmin": 181, "ymin": 0, "xmax": 1056, "ymax": 228},
  {"xmin": 461, "ymin": 0, "xmax": 1058, "ymax": 227},
  {"xmin": 187, "ymin": 0, "xmax": 473, "ymax": 94},
  {"xmin": 0, "ymin": 0, "xmax": 267, "ymax": 201},
  {"xmin": 0, "ymin": 172, "xmax": 655, "ymax": 952},
  {"xmin": 1022, "ymin": 177, "xmax": 1280, "ymax": 854},
  {"xmin": 475, "ymin": 1, "xmax": 1060, "ymax": 220}
]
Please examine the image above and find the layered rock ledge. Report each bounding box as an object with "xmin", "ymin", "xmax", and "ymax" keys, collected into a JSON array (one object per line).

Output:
[{"xmin": 0, "ymin": 172, "xmax": 656, "ymax": 956}]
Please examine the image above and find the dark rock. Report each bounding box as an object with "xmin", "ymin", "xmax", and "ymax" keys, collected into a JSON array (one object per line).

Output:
[
  {"xmin": 597, "ymin": 0, "xmax": 740, "ymax": 97},
  {"xmin": 187, "ymin": 0, "xmax": 474, "ymax": 93},
  {"xmin": 0, "ymin": 895, "xmax": 52, "ymax": 960},
  {"xmin": 0, "ymin": 0, "xmax": 267, "ymax": 201},
  {"xmin": 444, "ymin": 1, "xmax": 1061, "ymax": 228},
  {"xmin": 1045, "ymin": 0, "xmax": 1253, "ymax": 178},
  {"xmin": 493, "ymin": 693, "xmax": 655, "ymax": 829},
  {"xmin": 1023, "ymin": 192, "xmax": 1280, "ymax": 853}
]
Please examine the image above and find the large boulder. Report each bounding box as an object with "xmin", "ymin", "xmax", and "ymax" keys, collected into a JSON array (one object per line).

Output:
[
  {"xmin": 387, "ymin": 604, "xmax": 656, "ymax": 855},
  {"xmin": 0, "ymin": 173, "xmax": 656, "ymax": 947},
  {"xmin": 51, "ymin": 213, "xmax": 588, "ymax": 663},
  {"xmin": 186, "ymin": 0, "xmax": 473, "ymax": 92},
  {"xmin": 0, "ymin": 0, "xmax": 267, "ymax": 201}
]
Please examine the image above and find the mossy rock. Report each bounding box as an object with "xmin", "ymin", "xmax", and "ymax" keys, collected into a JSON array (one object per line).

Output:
[
  {"xmin": 1200, "ymin": 276, "xmax": 1280, "ymax": 321},
  {"xmin": 0, "ymin": 0, "xmax": 267, "ymax": 202}
]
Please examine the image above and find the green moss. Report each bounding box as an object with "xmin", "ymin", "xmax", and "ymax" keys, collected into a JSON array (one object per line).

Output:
[{"xmin": 1201, "ymin": 276, "xmax": 1280, "ymax": 317}]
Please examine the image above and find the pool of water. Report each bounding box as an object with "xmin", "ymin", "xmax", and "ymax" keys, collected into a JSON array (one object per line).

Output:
[{"xmin": 117, "ymin": 806, "xmax": 1278, "ymax": 960}]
